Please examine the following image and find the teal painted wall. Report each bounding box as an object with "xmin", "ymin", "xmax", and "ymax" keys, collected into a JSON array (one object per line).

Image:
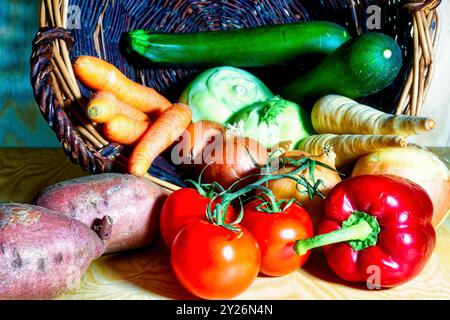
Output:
[{"xmin": 0, "ymin": 0, "xmax": 59, "ymax": 147}]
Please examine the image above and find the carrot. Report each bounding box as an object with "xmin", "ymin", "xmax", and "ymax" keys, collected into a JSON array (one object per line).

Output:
[
  {"xmin": 73, "ymin": 56, "xmax": 172, "ymax": 117},
  {"xmin": 87, "ymin": 92, "xmax": 150, "ymax": 123},
  {"xmin": 103, "ymin": 114, "xmax": 150, "ymax": 145},
  {"xmin": 299, "ymin": 134, "xmax": 408, "ymax": 167},
  {"xmin": 129, "ymin": 103, "xmax": 193, "ymax": 177},
  {"xmin": 312, "ymin": 95, "xmax": 435, "ymax": 136}
]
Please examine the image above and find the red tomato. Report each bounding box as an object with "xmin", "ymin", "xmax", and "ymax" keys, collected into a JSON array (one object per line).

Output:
[
  {"xmin": 159, "ymin": 188, "xmax": 235, "ymax": 248},
  {"xmin": 240, "ymin": 199, "xmax": 314, "ymax": 277},
  {"xmin": 171, "ymin": 221, "xmax": 261, "ymax": 300}
]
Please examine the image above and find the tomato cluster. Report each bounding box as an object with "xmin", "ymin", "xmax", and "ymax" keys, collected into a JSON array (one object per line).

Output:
[{"xmin": 159, "ymin": 188, "xmax": 313, "ymax": 299}]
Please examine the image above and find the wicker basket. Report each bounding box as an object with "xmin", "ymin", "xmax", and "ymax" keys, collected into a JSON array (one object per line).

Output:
[{"xmin": 30, "ymin": 0, "xmax": 441, "ymax": 191}]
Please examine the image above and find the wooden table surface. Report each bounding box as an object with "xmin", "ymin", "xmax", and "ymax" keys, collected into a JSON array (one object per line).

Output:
[{"xmin": 1, "ymin": 148, "xmax": 449, "ymax": 300}]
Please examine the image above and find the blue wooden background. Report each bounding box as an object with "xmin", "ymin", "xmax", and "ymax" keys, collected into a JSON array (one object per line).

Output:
[{"xmin": 0, "ymin": 0, "xmax": 59, "ymax": 147}]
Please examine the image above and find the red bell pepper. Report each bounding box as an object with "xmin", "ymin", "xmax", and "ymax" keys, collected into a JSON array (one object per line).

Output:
[{"xmin": 294, "ymin": 175, "xmax": 436, "ymax": 287}]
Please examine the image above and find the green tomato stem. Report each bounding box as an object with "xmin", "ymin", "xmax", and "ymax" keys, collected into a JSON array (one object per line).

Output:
[
  {"xmin": 266, "ymin": 192, "xmax": 281, "ymax": 212},
  {"xmin": 208, "ymin": 157, "xmax": 336, "ymax": 231},
  {"xmin": 220, "ymin": 172, "xmax": 299, "ymax": 206}
]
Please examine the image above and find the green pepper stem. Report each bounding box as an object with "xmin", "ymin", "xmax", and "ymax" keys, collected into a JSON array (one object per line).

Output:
[{"xmin": 294, "ymin": 219, "xmax": 373, "ymax": 256}]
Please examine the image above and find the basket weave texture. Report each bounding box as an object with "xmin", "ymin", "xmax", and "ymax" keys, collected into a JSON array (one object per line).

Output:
[{"xmin": 30, "ymin": 0, "xmax": 441, "ymax": 190}]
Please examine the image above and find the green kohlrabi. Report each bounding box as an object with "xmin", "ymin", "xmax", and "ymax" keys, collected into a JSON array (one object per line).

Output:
[
  {"xmin": 227, "ymin": 96, "xmax": 315, "ymax": 149},
  {"xmin": 179, "ymin": 66, "xmax": 273, "ymax": 124}
]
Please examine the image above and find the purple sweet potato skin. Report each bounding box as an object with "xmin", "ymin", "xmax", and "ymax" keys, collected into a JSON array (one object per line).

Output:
[
  {"xmin": 0, "ymin": 203, "xmax": 104, "ymax": 300},
  {"xmin": 33, "ymin": 173, "xmax": 170, "ymax": 253}
]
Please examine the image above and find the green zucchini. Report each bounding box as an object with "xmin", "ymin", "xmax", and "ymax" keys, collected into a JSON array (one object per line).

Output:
[
  {"xmin": 125, "ymin": 21, "xmax": 350, "ymax": 67},
  {"xmin": 281, "ymin": 32, "xmax": 403, "ymax": 104}
]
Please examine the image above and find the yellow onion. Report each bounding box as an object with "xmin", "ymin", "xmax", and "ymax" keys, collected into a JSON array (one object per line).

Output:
[
  {"xmin": 178, "ymin": 121, "xmax": 268, "ymax": 189},
  {"xmin": 184, "ymin": 120, "xmax": 226, "ymax": 162},
  {"xmin": 352, "ymin": 146, "xmax": 450, "ymax": 228},
  {"xmin": 267, "ymin": 148, "xmax": 341, "ymax": 228},
  {"xmin": 199, "ymin": 133, "xmax": 268, "ymax": 189}
]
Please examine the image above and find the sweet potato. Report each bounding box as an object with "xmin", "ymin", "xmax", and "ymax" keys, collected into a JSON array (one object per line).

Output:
[
  {"xmin": 33, "ymin": 173, "xmax": 170, "ymax": 253},
  {"xmin": 0, "ymin": 203, "xmax": 109, "ymax": 300}
]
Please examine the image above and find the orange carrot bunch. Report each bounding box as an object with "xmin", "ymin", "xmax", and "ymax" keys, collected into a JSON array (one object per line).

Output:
[
  {"xmin": 73, "ymin": 56, "xmax": 193, "ymax": 176},
  {"xmin": 73, "ymin": 56, "xmax": 171, "ymax": 118},
  {"xmin": 129, "ymin": 103, "xmax": 192, "ymax": 177},
  {"xmin": 103, "ymin": 115, "xmax": 150, "ymax": 146},
  {"xmin": 87, "ymin": 92, "xmax": 150, "ymax": 123}
]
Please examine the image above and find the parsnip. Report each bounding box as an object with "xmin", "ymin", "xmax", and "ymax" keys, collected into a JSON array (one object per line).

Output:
[
  {"xmin": 299, "ymin": 134, "xmax": 408, "ymax": 167},
  {"xmin": 312, "ymin": 95, "xmax": 435, "ymax": 136}
]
